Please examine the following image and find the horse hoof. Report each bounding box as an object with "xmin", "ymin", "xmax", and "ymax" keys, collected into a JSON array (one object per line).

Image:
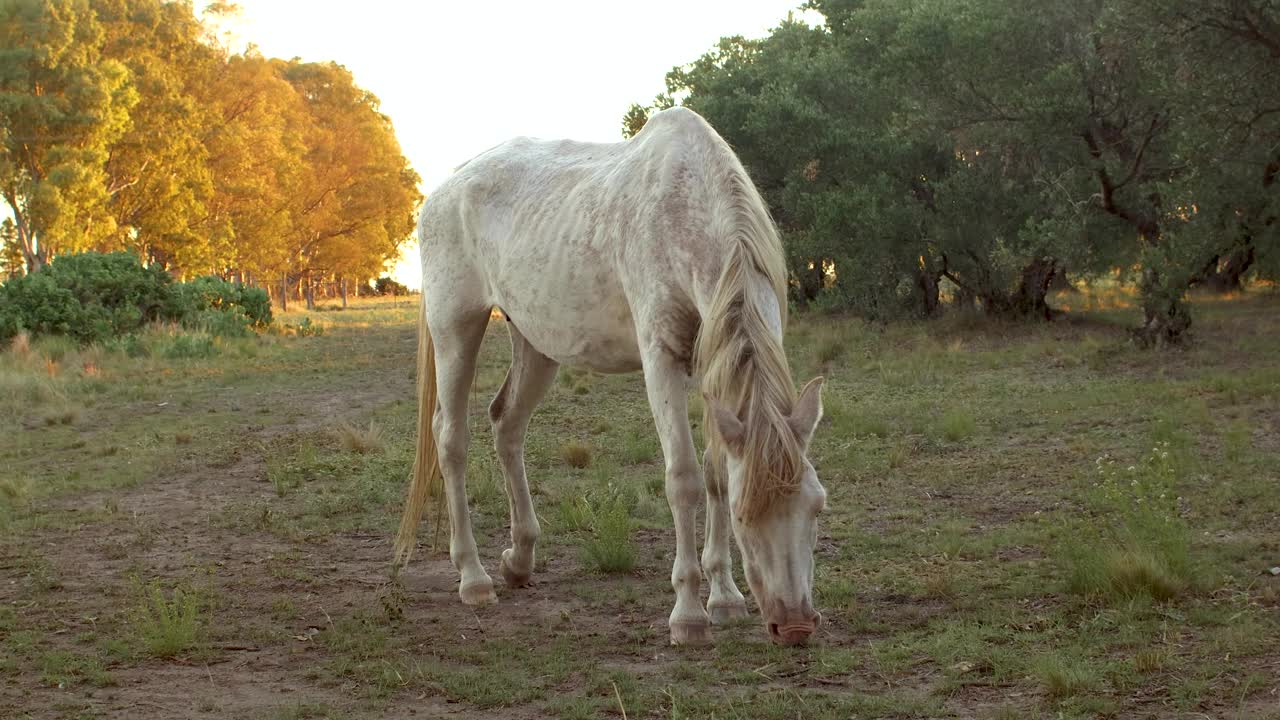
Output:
[
  {"xmin": 670, "ymin": 620, "xmax": 712, "ymax": 646},
  {"xmin": 708, "ymin": 601, "xmax": 749, "ymax": 625},
  {"xmin": 459, "ymin": 579, "xmax": 497, "ymax": 606},
  {"xmin": 500, "ymin": 550, "xmax": 533, "ymax": 588}
]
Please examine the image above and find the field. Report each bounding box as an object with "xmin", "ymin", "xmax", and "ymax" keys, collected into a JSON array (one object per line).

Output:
[{"xmin": 2, "ymin": 292, "xmax": 1278, "ymax": 719}]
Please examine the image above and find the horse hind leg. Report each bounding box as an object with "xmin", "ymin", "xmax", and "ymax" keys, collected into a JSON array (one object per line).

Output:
[
  {"xmin": 489, "ymin": 323, "xmax": 559, "ymax": 588},
  {"xmin": 430, "ymin": 304, "xmax": 496, "ymax": 606}
]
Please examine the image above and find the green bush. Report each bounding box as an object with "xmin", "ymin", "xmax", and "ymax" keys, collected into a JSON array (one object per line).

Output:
[
  {"xmin": 0, "ymin": 253, "xmax": 174, "ymax": 344},
  {"xmin": 372, "ymin": 275, "xmax": 410, "ymax": 296},
  {"xmin": 172, "ymin": 276, "xmax": 272, "ymax": 330},
  {"xmin": 0, "ymin": 253, "xmax": 273, "ymax": 345}
]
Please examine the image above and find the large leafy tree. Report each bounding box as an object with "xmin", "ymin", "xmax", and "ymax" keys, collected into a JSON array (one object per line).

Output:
[
  {"xmin": 92, "ymin": 0, "xmax": 219, "ymax": 272},
  {"xmin": 1, "ymin": 1, "xmax": 422, "ymax": 303},
  {"xmin": 276, "ymin": 60, "xmax": 420, "ymax": 308},
  {"xmin": 0, "ymin": 0, "xmax": 135, "ymax": 271},
  {"xmin": 632, "ymin": 0, "xmax": 1279, "ymax": 343}
]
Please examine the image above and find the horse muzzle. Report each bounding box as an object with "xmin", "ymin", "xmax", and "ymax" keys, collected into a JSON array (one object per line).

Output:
[{"xmin": 766, "ymin": 608, "xmax": 821, "ymax": 646}]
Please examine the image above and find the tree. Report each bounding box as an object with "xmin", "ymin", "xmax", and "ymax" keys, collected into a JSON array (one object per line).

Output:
[
  {"xmin": 0, "ymin": 218, "xmax": 22, "ymax": 278},
  {"xmin": 91, "ymin": 0, "xmax": 219, "ymax": 273},
  {"xmin": 275, "ymin": 60, "xmax": 420, "ymax": 309},
  {"xmin": 0, "ymin": 0, "xmax": 136, "ymax": 271},
  {"xmin": 1, "ymin": 1, "xmax": 422, "ymax": 307},
  {"xmin": 634, "ymin": 0, "xmax": 1278, "ymax": 343}
]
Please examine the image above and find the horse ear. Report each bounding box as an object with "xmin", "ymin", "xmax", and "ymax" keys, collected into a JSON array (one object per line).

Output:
[
  {"xmin": 703, "ymin": 394, "xmax": 746, "ymax": 453},
  {"xmin": 789, "ymin": 377, "xmax": 824, "ymax": 447}
]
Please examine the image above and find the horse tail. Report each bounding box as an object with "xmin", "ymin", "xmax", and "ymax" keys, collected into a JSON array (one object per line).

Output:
[{"xmin": 394, "ymin": 297, "xmax": 440, "ymax": 569}]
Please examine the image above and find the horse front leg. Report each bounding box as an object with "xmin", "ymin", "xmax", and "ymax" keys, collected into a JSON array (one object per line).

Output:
[
  {"xmin": 641, "ymin": 350, "xmax": 711, "ymax": 645},
  {"xmin": 702, "ymin": 447, "xmax": 748, "ymax": 624}
]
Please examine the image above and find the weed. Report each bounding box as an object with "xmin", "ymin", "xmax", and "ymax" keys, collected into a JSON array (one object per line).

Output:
[
  {"xmin": 1061, "ymin": 443, "xmax": 1195, "ymax": 602},
  {"xmin": 130, "ymin": 580, "xmax": 204, "ymax": 657},
  {"xmin": 42, "ymin": 406, "xmax": 81, "ymax": 426},
  {"xmin": 39, "ymin": 651, "xmax": 115, "ymax": 688},
  {"xmin": 1133, "ymin": 648, "xmax": 1167, "ymax": 673},
  {"xmin": 556, "ymin": 494, "xmax": 596, "ymax": 533},
  {"xmin": 887, "ymin": 440, "xmax": 910, "ymax": 469},
  {"xmin": 581, "ymin": 494, "xmax": 636, "ymax": 574},
  {"xmin": 814, "ymin": 332, "xmax": 846, "ymax": 365}
]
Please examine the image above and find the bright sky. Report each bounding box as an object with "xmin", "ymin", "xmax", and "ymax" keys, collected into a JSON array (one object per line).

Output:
[{"xmin": 220, "ymin": 1, "xmax": 818, "ymax": 288}]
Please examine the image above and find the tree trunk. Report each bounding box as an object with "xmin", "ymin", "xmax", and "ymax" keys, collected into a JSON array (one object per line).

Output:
[
  {"xmin": 1198, "ymin": 244, "xmax": 1255, "ymax": 294},
  {"xmin": 11, "ymin": 209, "xmax": 43, "ymax": 273},
  {"xmin": 340, "ymin": 276, "xmax": 348, "ymax": 309},
  {"xmin": 304, "ymin": 271, "xmax": 315, "ymax": 310},
  {"xmin": 916, "ymin": 266, "xmax": 941, "ymax": 317},
  {"xmin": 1012, "ymin": 257, "xmax": 1058, "ymax": 320},
  {"xmin": 280, "ymin": 273, "xmax": 289, "ymax": 312},
  {"xmin": 1132, "ymin": 267, "xmax": 1191, "ymax": 348},
  {"xmin": 792, "ymin": 258, "xmax": 826, "ymax": 308}
]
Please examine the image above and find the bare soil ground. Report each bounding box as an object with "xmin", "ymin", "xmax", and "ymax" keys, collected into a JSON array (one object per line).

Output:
[{"xmin": 2, "ymin": 295, "xmax": 1279, "ymax": 719}]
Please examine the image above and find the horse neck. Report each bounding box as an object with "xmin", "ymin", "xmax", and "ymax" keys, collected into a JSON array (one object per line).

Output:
[{"xmin": 696, "ymin": 247, "xmax": 795, "ymax": 418}]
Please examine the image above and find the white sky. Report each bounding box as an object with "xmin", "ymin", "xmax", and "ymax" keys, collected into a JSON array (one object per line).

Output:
[{"xmin": 222, "ymin": 1, "xmax": 817, "ymax": 288}]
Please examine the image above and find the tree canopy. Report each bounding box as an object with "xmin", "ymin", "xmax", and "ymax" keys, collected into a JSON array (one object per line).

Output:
[
  {"xmin": 0, "ymin": 0, "xmax": 421, "ymax": 299},
  {"xmin": 627, "ymin": 0, "xmax": 1279, "ymax": 344}
]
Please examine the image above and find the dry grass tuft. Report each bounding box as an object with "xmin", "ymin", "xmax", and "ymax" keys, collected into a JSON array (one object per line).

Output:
[
  {"xmin": 1133, "ymin": 648, "xmax": 1167, "ymax": 674},
  {"xmin": 561, "ymin": 441, "xmax": 593, "ymax": 469},
  {"xmin": 175, "ymin": 432, "xmax": 193, "ymax": 445},
  {"xmin": 337, "ymin": 421, "xmax": 385, "ymax": 454}
]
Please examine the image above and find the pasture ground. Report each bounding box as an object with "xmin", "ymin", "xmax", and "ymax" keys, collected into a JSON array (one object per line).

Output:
[{"xmin": 2, "ymin": 292, "xmax": 1278, "ymax": 719}]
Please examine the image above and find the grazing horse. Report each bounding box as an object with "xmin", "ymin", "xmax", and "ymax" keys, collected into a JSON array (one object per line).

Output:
[{"xmin": 394, "ymin": 107, "xmax": 827, "ymax": 646}]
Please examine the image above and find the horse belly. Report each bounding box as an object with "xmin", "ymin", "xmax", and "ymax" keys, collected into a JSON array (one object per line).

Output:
[{"xmin": 493, "ymin": 275, "xmax": 642, "ymax": 374}]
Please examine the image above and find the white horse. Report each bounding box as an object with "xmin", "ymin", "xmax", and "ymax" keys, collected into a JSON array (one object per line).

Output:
[{"xmin": 395, "ymin": 107, "xmax": 827, "ymax": 646}]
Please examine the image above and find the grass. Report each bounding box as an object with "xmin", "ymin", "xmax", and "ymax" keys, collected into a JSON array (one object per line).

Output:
[
  {"xmin": 1, "ymin": 293, "xmax": 1279, "ymax": 718},
  {"xmin": 1060, "ymin": 443, "xmax": 1198, "ymax": 602},
  {"xmin": 935, "ymin": 406, "xmax": 976, "ymax": 442}
]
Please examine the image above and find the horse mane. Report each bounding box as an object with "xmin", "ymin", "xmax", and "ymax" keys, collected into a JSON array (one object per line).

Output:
[{"xmin": 693, "ymin": 157, "xmax": 801, "ymax": 525}]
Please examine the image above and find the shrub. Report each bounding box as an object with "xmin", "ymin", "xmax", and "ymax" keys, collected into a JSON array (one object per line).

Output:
[
  {"xmin": 0, "ymin": 252, "xmax": 174, "ymax": 344},
  {"xmin": 372, "ymin": 276, "xmax": 410, "ymax": 296},
  {"xmin": 0, "ymin": 253, "xmax": 272, "ymax": 345},
  {"xmin": 172, "ymin": 275, "xmax": 273, "ymax": 331}
]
